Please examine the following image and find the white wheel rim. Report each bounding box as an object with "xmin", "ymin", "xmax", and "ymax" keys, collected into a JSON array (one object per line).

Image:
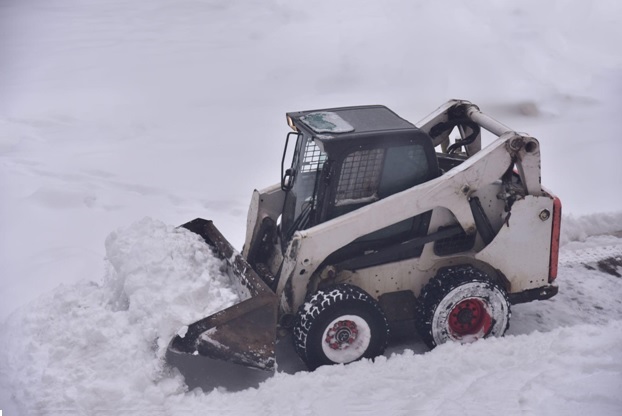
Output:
[
  {"xmin": 321, "ymin": 314, "xmax": 371, "ymax": 363},
  {"xmin": 432, "ymin": 282, "xmax": 509, "ymax": 346}
]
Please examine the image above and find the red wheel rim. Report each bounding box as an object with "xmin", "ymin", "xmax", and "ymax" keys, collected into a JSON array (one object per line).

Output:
[
  {"xmin": 325, "ymin": 320, "xmax": 359, "ymax": 350},
  {"xmin": 448, "ymin": 298, "xmax": 492, "ymax": 337}
]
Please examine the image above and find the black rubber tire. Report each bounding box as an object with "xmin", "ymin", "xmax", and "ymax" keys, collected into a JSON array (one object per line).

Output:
[
  {"xmin": 293, "ymin": 284, "xmax": 389, "ymax": 370},
  {"xmin": 416, "ymin": 266, "xmax": 511, "ymax": 349}
]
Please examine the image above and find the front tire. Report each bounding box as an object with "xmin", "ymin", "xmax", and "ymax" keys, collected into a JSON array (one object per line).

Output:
[
  {"xmin": 293, "ymin": 284, "xmax": 389, "ymax": 370},
  {"xmin": 416, "ymin": 266, "xmax": 510, "ymax": 349}
]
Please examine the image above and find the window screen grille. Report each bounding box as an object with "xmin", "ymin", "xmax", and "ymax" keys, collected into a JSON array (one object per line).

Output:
[
  {"xmin": 336, "ymin": 148, "xmax": 385, "ymax": 202},
  {"xmin": 300, "ymin": 140, "xmax": 326, "ymax": 172}
]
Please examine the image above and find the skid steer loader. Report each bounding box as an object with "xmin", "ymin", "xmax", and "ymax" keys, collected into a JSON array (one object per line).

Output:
[{"xmin": 168, "ymin": 100, "xmax": 562, "ymax": 371}]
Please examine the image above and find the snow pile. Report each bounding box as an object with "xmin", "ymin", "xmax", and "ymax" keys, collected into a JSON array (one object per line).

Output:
[
  {"xmin": 561, "ymin": 211, "xmax": 622, "ymax": 245},
  {"xmin": 0, "ymin": 218, "xmax": 238, "ymax": 414},
  {"xmin": 102, "ymin": 218, "xmax": 239, "ymax": 340}
]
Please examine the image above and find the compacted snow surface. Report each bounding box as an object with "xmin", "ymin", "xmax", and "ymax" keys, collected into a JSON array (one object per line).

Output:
[{"xmin": 1, "ymin": 0, "xmax": 622, "ymax": 415}]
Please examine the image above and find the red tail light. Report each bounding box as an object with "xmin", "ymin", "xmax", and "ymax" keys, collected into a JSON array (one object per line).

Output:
[{"xmin": 549, "ymin": 197, "xmax": 562, "ymax": 282}]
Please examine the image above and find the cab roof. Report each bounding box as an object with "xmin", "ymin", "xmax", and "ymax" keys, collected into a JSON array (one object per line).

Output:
[
  {"xmin": 287, "ymin": 105, "xmax": 417, "ymax": 135},
  {"xmin": 286, "ymin": 105, "xmax": 430, "ymax": 153}
]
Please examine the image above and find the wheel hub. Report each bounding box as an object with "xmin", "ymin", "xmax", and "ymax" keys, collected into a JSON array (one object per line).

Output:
[
  {"xmin": 457, "ymin": 308, "xmax": 474, "ymax": 324},
  {"xmin": 448, "ymin": 298, "xmax": 492, "ymax": 336},
  {"xmin": 325, "ymin": 320, "xmax": 358, "ymax": 350}
]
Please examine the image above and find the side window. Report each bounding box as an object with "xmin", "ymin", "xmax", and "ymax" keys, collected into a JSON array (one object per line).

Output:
[
  {"xmin": 378, "ymin": 144, "xmax": 429, "ymax": 198},
  {"xmin": 331, "ymin": 143, "xmax": 433, "ymax": 244},
  {"xmin": 333, "ymin": 143, "xmax": 430, "ymax": 210},
  {"xmin": 335, "ymin": 148, "xmax": 384, "ymax": 205}
]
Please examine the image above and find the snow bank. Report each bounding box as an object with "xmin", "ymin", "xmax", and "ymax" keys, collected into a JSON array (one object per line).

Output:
[
  {"xmin": 561, "ymin": 211, "xmax": 622, "ymax": 246},
  {"xmin": 0, "ymin": 218, "xmax": 238, "ymax": 414}
]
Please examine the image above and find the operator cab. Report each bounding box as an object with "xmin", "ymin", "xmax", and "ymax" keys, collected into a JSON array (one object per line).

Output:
[{"xmin": 281, "ymin": 105, "xmax": 439, "ymax": 248}]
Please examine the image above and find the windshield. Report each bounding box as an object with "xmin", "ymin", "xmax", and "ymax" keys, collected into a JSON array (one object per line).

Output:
[{"xmin": 281, "ymin": 135, "xmax": 326, "ymax": 241}]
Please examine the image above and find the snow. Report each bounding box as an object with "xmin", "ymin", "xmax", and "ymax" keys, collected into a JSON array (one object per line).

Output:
[
  {"xmin": 1, "ymin": 0, "xmax": 622, "ymax": 414},
  {"xmin": 0, "ymin": 219, "xmax": 239, "ymax": 414},
  {"xmin": 300, "ymin": 112, "xmax": 355, "ymax": 134},
  {"xmin": 1, "ymin": 218, "xmax": 621, "ymax": 415}
]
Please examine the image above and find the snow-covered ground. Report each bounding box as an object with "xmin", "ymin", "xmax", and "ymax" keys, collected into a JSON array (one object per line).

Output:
[
  {"xmin": 1, "ymin": 218, "xmax": 622, "ymax": 415},
  {"xmin": 1, "ymin": 0, "xmax": 621, "ymax": 415}
]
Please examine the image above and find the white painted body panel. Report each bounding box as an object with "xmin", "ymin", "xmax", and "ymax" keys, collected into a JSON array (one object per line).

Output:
[
  {"xmin": 475, "ymin": 195, "xmax": 554, "ymax": 292},
  {"xmin": 242, "ymin": 183, "xmax": 284, "ymax": 259}
]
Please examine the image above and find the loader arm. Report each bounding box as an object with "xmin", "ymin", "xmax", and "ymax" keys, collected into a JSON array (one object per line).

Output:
[{"xmin": 277, "ymin": 119, "xmax": 542, "ymax": 314}]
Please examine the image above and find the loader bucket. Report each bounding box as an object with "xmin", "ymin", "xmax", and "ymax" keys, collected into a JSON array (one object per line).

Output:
[{"xmin": 167, "ymin": 218, "xmax": 278, "ymax": 371}]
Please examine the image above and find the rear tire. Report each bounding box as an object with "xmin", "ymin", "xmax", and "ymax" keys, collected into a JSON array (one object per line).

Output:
[
  {"xmin": 416, "ymin": 266, "xmax": 510, "ymax": 349},
  {"xmin": 293, "ymin": 284, "xmax": 389, "ymax": 370}
]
